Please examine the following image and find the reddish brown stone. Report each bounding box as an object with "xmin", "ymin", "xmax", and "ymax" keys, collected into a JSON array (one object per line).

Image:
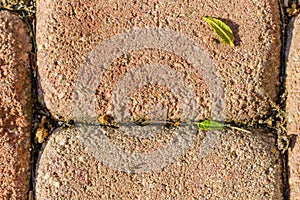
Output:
[
  {"xmin": 0, "ymin": 11, "xmax": 32, "ymax": 199},
  {"xmin": 35, "ymin": 128, "xmax": 283, "ymax": 199},
  {"xmin": 287, "ymin": 16, "xmax": 300, "ymax": 200},
  {"xmin": 37, "ymin": 0, "xmax": 281, "ymax": 122}
]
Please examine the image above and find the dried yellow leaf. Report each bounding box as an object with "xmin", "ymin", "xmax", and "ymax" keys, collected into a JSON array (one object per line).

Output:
[{"xmin": 98, "ymin": 114, "xmax": 119, "ymax": 127}]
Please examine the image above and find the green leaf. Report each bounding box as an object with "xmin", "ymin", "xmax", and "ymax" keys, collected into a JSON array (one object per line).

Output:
[
  {"xmin": 195, "ymin": 120, "xmax": 224, "ymax": 130},
  {"xmin": 203, "ymin": 16, "xmax": 235, "ymax": 47}
]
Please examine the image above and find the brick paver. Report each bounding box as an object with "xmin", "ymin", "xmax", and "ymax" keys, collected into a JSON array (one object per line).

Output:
[
  {"xmin": 37, "ymin": 0, "xmax": 281, "ymax": 122},
  {"xmin": 0, "ymin": 11, "xmax": 32, "ymax": 199},
  {"xmin": 287, "ymin": 15, "xmax": 300, "ymax": 200},
  {"xmin": 36, "ymin": 128, "xmax": 282, "ymax": 199}
]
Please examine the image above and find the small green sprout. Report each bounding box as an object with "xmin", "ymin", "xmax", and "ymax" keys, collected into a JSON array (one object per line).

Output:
[
  {"xmin": 195, "ymin": 119, "xmax": 224, "ymax": 130},
  {"xmin": 195, "ymin": 119, "xmax": 251, "ymax": 133}
]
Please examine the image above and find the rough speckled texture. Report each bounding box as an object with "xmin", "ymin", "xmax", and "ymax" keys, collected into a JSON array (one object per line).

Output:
[
  {"xmin": 287, "ymin": 15, "xmax": 300, "ymax": 200},
  {"xmin": 35, "ymin": 128, "xmax": 283, "ymax": 199},
  {"xmin": 37, "ymin": 0, "xmax": 281, "ymax": 122},
  {"xmin": 0, "ymin": 11, "xmax": 32, "ymax": 199}
]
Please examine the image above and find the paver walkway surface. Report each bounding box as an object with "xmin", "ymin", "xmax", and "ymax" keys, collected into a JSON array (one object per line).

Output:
[
  {"xmin": 0, "ymin": 10, "xmax": 32, "ymax": 199},
  {"xmin": 5, "ymin": 0, "xmax": 300, "ymax": 199},
  {"xmin": 34, "ymin": 0, "xmax": 285, "ymax": 199},
  {"xmin": 287, "ymin": 15, "xmax": 300, "ymax": 200}
]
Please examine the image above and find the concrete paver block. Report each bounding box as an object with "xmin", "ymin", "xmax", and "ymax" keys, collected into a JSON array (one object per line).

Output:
[
  {"xmin": 35, "ymin": 128, "xmax": 283, "ymax": 199},
  {"xmin": 287, "ymin": 15, "xmax": 300, "ymax": 200},
  {"xmin": 37, "ymin": 0, "xmax": 281, "ymax": 122},
  {"xmin": 0, "ymin": 10, "xmax": 32, "ymax": 199}
]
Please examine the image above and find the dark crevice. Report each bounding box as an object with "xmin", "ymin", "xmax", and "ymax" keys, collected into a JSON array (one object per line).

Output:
[
  {"xmin": 279, "ymin": 0, "xmax": 289, "ymax": 198},
  {"xmin": 278, "ymin": 0, "xmax": 299, "ymax": 199}
]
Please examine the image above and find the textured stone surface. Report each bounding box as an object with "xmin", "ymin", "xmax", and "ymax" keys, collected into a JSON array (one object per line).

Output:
[
  {"xmin": 37, "ymin": 0, "xmax": 281, "ymax": 123},
  {"xmin": 0, "ymin": 11, "xmax": 32, "ymax": 199},
  {"xmin": 287, "ymin": 15, "xmax": 300, "ymax": 200},
  {"xmin": 35, "ymin": 128, "xmax": 283, "ymax": 199}
]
